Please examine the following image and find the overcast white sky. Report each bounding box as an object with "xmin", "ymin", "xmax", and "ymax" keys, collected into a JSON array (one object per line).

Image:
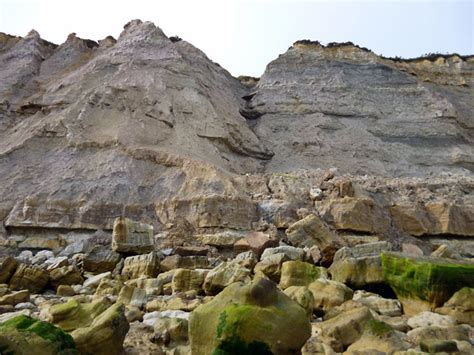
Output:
[{"xmin": 1, "ymin": 0, "xmax": 472, "ymax": 77}]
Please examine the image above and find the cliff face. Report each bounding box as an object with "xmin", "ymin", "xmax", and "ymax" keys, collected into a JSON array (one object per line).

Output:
[
  {"xmin": 0, "ymin": 21, "xmax": 473, "ymax": 240},
  {"xmin": 249, "ymin": 41, "xmax": 474, "ymax": 176}
]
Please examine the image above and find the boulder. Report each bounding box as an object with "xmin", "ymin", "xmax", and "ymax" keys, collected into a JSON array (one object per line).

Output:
[
  {"xmin": 420, "ymin": 339, "xmax": 459, "ymax": 353},
  {"xmin": 71, "ymin": 302, "xmax": 129, "ymax": 355},
  {"xmin": 254, "ymin": 253, "xmax": 289, "ymax": 282},
  {"xmin": 283, "ymin": 286, "xmax": 314, "ymax": 317},
  {"xmin": 94, "ymin": 278, "xmax": 123, "ymax": 296},
  {"xmin": 345, "ymin": 319, "xmax": 410, "ymax": 354},
  {"xmin": 153, "ymin": 316, "xmax": 189, "ymax": 347},
  {"xmin": 286, "ymin": 214, "xmax": 345, "ymax": 264},
  {"xmin": 308, "ymin": 278, "xmax": 353, "ymax": 314},
  {"xmin": 112, "ymin": 217, "xmax": 154, "ymax": 254},
  {"xmin": 233, "ymin": 231, "xmax": 278, "ymax": 258},
  {"xmin": 125, "ymin": 277, "xmax": 165, "ymax": 296},
  {"xmin": 406, "ymin": 324, "xmax": 471, "ymax": 345},
  {"xmin": 317, "ymin": 197, "xmax": 389, "ymax": 233},
  {"xmin": 117, "ymin": 285, "xmax": 148, "ymax": 308},
  {"xmin": 83, "ymin": 271, "xmax": 111, "ymax": 289},
  {"xmin": 234, "ymin": 251, "xmax": 258, "ymax": 270},
  {"xmin": 9, "ymin": 264, "xmax": 49, "ymax": 293},
  {"xmin": 189, "ymin": 278, "xmax": 311, "ymax": 354},
  {"xmin": 261, "ymin": 245, "xmax": 306, "ymax": 261},
  {"xmin": 174, "ymin": 246, "xmax": 209, "ymax": 257},
  {"xmin": 435, "ymin": 287, "xmax": 474, "ymax": 326},
  {"xmin": 279, "ymin": 261, "xmax": 328, "ymax": 290},
  {"xmin": 0, "ymin": 315, "xmax": 77, "ymax": 355},
  {"xmin": 0, "ymin": 290, "xmax": 29, "ymax": 306},
  {"xmin": 425, "ymin": 201, "xmax": 474, "ymax": 236},
  {"xmin": 329, "ymin": 241, "xmax": 392, "ymax": 288},
  {"xmin": 0, "ymin": 256, "xmax": 18, "ymax": 284},
  {"xmin": 381, "ymin": 252, "xmax": 474, "ymax": 315},
  {"xmin": 49, "ymin": 266, "xmax": 84, "ymax": 288},
  {"xmin": 203, "ymin": 261, "xmax": 251, "ymax": 295},
  {"xmin": 146, "ymin": 295, "xmax": 205, "ymax": 312},
  {"xmin": 160, "ymin": 255, "xmax": 209, "ymax": 272},
  {"xmin": 122, "ymin": 252, "xmax": 160, "ymax": 279},
  {"xmin": 47, "ymin": 298, "xmax": 111, "ymax": 331},
  {"xmin": 257, "ymin": 200, "xmax": 299, "ymax": 229},
  {"xmin": 407, "ymin": 311, "xmax": 456, "ymax": 329},
  {"xmin": 83, "ymin": 245, "xmax": 121, "ymax": 273},
  {"xmin": 196, "ymin": 231, "xmax": 246, "ymax": 249},
  {"xmin": 171, "ymin": 268, "xmax": 206, "ymax": 294},
  {"xmin": 56, "ymin": 285, "xmax": 75, "ymax": 297},
  {"xmin": 390, "ymin": 202, "xmax": 431, "ymax": 236},
  {"xmin": 353, "ymin": 290, "xmax": 402, "ymax": 316},
  {"xmin": 317, "ymin": 306, "xmax": 374, "ymax": 352}
]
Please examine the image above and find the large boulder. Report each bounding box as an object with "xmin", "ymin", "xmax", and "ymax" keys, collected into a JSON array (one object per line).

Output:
[
  {"xmin": 352, "ymin": 290, "xmax": 402, "ymax": 316},
  {"xmin": 381, "ymin": 252, "xmax": 474, "ymax": 315},
  {"xmin": 203, "ymin": 261, "xmax": 251, "ymax": 295},
  {"xmin": 317, "ymin": 197, "xmax": 389, "ymax": 233},
  {"xmin": 71, "ymin": 302, "xmax": 129, "ymax": 355},
  {"xmin": 121, "ymin": 252, "xmax": 160, "ymax": 279},
  {"xmin": 254, "ymin": 253, "xmax": 289, "ymax": 282},
  {"xmin": 47, "ymin": 298, "xmax": 111, "ymax": 332},
  {"xmin": 171, "ymin": 268, "xmax": 206, "ymax": 294},
  {"xmin": 283, "ymin": 286, "xmax": 314, "ymax": 317},
  {"xmin": 316, "ymin": 306, "xmax": 374, "ymax": 352},
  {"xmin": 279, "ymin": 260, "xmax": 328, "ymax": 290},
  {"xmin": 233, "ymin": 231, "xmax": 278, "ymax": 258},
  {"xmin": 112, "ymin": 217, "xmax": 154, "ymax": 254},
  {"xmin": 0, "ymin": 315, "xmax": 77, "ymax": 355},
  {"xmin": 189, "ymin": 278, "xmax": 311, "ymax": 354},
  {"xmin": 329, "ymin": 241, "xmax": 392, "ymax": 288},
  {"xmin": 286, "ymin": 214, "xmax": 345, "ymax": 263},
  {"xmin": 0, "ymin": 289, "xmax": 29, "ymax": 306},
  {"xmin": 49, "ymin": 266, "xmax": 84, "ymax": 288},
  {"xmin": 83, "ymin": 245, "xmax": 121, "ymax": 273},
  {"xmin": 308, "ymin": 278, "xmax": 353, "ymax": 314},
  {"xmin": 9, "ymin": 264, "xmax": 49, "ymax": 293}
]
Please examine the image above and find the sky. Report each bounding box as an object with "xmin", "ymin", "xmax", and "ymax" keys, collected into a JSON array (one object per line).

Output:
[{"xmin": 0, "ymin": 0, "xmax": 472, "ymax": 77}]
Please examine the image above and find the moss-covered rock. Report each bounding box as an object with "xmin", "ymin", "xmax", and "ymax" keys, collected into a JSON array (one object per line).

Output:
[
  {"xmin": 71, "ymin": 302, "xmax": 129, "ymax": 355},
  {"xmin": 0, "ymin": 315, "xmax": 77, "ymax": 355},
  {"xmin": 381, "ymin": 252, "xmax": 474, "ymax": 314},
  {"xmin": 189, "ymin": 278, "xmax": 311, "ymax": 354},
  {"xmin": 47, "ymin": 298, "xmax": 111, "ymax": 332},
  {"xmin": 279, "ymin": 260, "xmax": 328, "ymax": 290}
]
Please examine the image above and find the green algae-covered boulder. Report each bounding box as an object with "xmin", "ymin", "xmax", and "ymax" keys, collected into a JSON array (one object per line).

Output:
[
  {"xmin": 71, "ymin": 302, "xmax": 129, "ymax": 355},
  {"xmin": 47, "ymin": 298, "xmax": 112, "ymax": 331},
  {"xmin": 0, "ymin": 315, "xmax": 77, "ymax": 355},
  {"xmin": 381, "ymin": 252, "xmax": 474, "ymax": 315},
  {"xmin": 189, "ymin": 278, "xmax": 311, "ymax": 354},
  {"xmin": 279, "ymin": 260, "xmax": 328, "ymax": 290}
]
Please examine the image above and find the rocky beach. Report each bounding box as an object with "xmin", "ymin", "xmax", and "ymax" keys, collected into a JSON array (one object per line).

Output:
[{"xmin": 0, "ymin": 19, "xmax": 473, "ymax": 354}]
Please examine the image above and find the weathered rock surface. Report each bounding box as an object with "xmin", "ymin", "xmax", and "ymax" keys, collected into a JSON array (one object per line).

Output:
[{"xmin": 251, "ymin": 41, "xmax": 474, "ymax": 176}]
